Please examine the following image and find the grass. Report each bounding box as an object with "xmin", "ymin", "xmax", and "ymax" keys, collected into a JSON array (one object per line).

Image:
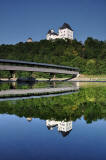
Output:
[{"xmin": 80, "ymin": 74, "xmax": 106, "ymax": 78}]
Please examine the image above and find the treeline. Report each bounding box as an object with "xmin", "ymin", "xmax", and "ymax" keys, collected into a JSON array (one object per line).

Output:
[{"xmin": 0, "ymin": 37, "xmax": 106, "ymax": 76}]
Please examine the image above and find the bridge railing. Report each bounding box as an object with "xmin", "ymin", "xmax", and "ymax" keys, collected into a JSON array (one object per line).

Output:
[{"xmin": 0, "ymin": 59, "xmax": 79, "ymax": 72}]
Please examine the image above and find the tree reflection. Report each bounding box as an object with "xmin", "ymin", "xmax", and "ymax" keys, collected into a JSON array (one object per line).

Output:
[{"xmin": 0, "ymin": 86, "xmax": 106, "ymax": 124}]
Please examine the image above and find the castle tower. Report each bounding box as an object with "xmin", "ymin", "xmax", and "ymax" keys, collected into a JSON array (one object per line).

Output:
[
  {"xmin": 46, "ymin": 29, "xmax": 58, "ymax": 40},
  {"xmin": 58, "ymin": 23, "xmax": 74, "ymax": 40},
  {"xmin": 27, "ymin": 37, "xmax": 32, "ymax": 42}
]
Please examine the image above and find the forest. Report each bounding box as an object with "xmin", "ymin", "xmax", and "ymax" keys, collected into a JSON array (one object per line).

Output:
[{"xmin": 0, "ymin": 37, "xmax": 106, "ymax": 77}]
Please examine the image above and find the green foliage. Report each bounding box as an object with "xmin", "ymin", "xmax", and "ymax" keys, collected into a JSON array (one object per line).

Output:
[
  {"xmin": 0, "ymin": 37, "xmax": 106, "ymax": 76},
  {"xmin": 0, "ymin": 86, "xmax": 106, "ymax": 123}
]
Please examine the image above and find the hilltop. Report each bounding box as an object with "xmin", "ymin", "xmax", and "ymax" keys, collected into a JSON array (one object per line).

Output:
[{"xmin": 0, "ymin": 38, "xmax": 106, "ymax": 77}]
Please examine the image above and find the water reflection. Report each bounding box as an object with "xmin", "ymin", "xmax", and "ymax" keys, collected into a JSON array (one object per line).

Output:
[
  {"xmin": 0, "ymin": 82, "xmax": 106, "ymax": 125},
  {"xmin": 26, "ymin": 117, "xmax": 73, "ymax": 137},
  {"xmin": 0, "ymin": 82, "xmax": 79, "ymax": 101},
  {"xmin": 27, "ymin": 117, "xmax": 32, "ymax": 122},
  {"xmin": 0, "ymin": 82, "xmax": 106, "ymax": 159},
  {"xmin": 0, "ymin": 83, "xmax": 106, "ymax": 123},
  {"xmin": 46, "ymin": 120, "xmax": 72, "ymax": 137},
  {"xmin": 0, "ymin": 81, "xmax": 80, "ymax": 90}
]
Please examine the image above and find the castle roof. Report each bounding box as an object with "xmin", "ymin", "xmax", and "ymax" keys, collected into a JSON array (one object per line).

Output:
[
  {"xmin": 27, "ymin": 37, "xmax": 32, "ymax": 40},
  {"xmin": 61, "ymin": 130, "xmax": 72, "ymax": 137},
  {"xmin": 59, "ymin": 23, "xmax": 73, "ymax": 31},
  {"xmin": 47, "ymin": 30, "xmax": 58, "ymax": 36},
  {"xmin": 48, "ymin": 30, "xmax": 52, "ymax": 34},
  {"xmin": 52, "ymin": 32, "xmax": 58, "ymax": 35}
]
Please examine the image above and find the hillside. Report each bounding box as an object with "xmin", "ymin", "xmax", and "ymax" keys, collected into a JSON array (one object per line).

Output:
[{"xmin": 0, "ymin": 38, "xmax": 106, "ymax": 77}]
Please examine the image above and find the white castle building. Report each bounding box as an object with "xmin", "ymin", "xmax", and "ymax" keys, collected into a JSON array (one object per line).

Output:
[{"xmin": 46, "ymin": 23, "xmax": 74, "ymax": 40}]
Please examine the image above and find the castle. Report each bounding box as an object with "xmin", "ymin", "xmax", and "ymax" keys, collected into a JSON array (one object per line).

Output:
[
  {"xmin": 26, "ymin": 23, "xmax": 73, "ymax": 42},
  {"xmin": 46, "ymin": 23, "xmax": 74, "ymax": 40}
]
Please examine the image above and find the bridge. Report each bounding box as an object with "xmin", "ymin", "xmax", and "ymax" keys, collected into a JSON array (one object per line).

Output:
[{"xmin": 0, "ymin": 59, "xmax": 79, "ymax": 80}]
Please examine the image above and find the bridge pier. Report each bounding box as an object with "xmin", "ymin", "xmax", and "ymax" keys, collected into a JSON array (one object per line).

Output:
[
  {"xmin": 49, "ymin": 81, "xmax": 56, "ymax": 88},
  {"xmin": 49, "ymin": 73, "xmax": 56, "ymax": 81},
  {"xmin": 52, "ymin": 74, "xmax": 56, "ymax": 80},
  {"xmin": 10, "ymin": 71, "xmax": 17, "ymax": 81},
  {"xmin": 10, "ymin": 82, "xmax": 16, "ymax": 89}
]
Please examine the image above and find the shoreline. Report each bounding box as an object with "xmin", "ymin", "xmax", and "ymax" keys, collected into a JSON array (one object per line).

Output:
[{"xmin": 0, "ymin": 74, "xmax": 106, "ymax": 83}]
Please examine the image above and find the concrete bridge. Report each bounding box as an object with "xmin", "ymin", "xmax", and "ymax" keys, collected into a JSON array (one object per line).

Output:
[{"xmin": 0, "ymin": 59, "xmax": 79, "ymax": 80}]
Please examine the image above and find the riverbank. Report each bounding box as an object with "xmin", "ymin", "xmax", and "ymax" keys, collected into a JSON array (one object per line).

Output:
[
  {"xmin": 69, "ymin": 74, "xmax": 106, "ymax": 82},
  {"xmin": 0, "ymin": 74, "xmax": 106, "ymax": 82},
  {"xmin": 35, "ymin": 74, "xmax": 106, "ymax": 82}
]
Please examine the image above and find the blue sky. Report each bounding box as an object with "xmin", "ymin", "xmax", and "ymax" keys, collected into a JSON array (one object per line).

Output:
[{"xmin": 0, "ymin": 0, "xmax": 106, "ymax": 44}]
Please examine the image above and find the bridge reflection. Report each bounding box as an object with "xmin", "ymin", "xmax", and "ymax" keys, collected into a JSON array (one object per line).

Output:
[{"xmin": 0, "ymin": 82, "xmax": 79, "ymax": 101}]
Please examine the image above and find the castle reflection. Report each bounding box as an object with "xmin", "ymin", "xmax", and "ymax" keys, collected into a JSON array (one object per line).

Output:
[
  {"xmin": 27, "ymin": 117, "xmax": 32, "ymax": 122},
  {"xmin": 46, "ymin": 120, "xmax": 72, "ymax": 137},
  {"xmin": 26, "ymin": 117, "xmax": 72, "ymax": 137}
]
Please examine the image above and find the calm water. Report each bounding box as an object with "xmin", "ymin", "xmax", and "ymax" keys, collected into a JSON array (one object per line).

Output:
[{"xmin": 0, "ymin": 82, "xmax": 106, "ymax": 160}]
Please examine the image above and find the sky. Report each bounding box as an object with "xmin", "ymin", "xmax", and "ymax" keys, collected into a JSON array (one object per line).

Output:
[{"xmin": 0, "ymin": 0, "xmax": 106, "ymax": 44}]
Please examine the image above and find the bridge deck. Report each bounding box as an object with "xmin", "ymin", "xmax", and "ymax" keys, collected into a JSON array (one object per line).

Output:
[
  {"xmin": 0, "ymin": 65, "xmax": 79, "ymax": 75},
  {"xmin": 0, "ymin": 59, "xmax": 79, "ymax": 75},
  {"xmin": 0, "ymin": 59, "xmax": 79, "ymax": 71}
]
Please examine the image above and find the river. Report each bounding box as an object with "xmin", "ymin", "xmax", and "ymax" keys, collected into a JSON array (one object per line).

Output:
[{"xmin": 0, "ymin": 81, "xmax": 106, "ymax": 160}]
